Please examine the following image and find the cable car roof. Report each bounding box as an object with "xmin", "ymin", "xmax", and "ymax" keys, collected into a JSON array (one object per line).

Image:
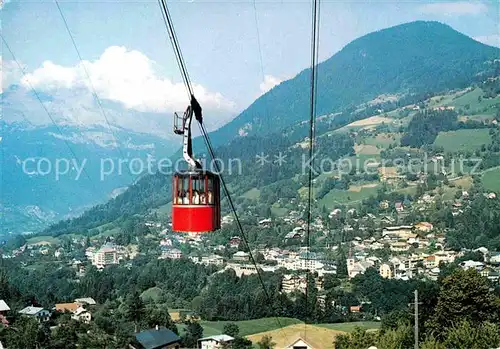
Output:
[{"xmin": 174, "ymin": 169, "xmax": 219, "ymax": 178}]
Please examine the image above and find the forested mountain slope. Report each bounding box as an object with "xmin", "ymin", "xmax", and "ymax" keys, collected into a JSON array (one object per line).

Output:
[
  {"xmin": 193, "ymin": 20, "xmax": 500, "ymax": 148},
  {"xmin": 42, "ymin": 20, "xmax": 500, "ymax": 236}
]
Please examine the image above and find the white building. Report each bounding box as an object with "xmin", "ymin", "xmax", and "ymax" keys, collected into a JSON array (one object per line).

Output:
[
  {"xmin": 160, "ymin": 249, "xmax": 183, "ymax": 260},
  {"xmin": 201, "ymin": 255, "xmax": 224, "ymax": 266},
  {"xmin": 18, "ymin": 306, "xmax": 50, "ymax": 322},
  {"xmin": 282, "ymin": 274, "xmax": 307, "ymax": 294},
  {"xmin": 233, "ymin": 251, "xmax": 250, "ymax": 262},
  {"xmin": 198, "ymin": 335, "xmax": 234, "ymax": 349},
  {"xmin": 0, "ymin": 300, "xmax": 10, "ymax": 313},
  {"xmin": 71, "ymin": 307, "xmax": 91, "ymax": 324},
  {"xmin": 92, "ymin": 244, "xmax": 121, "ymax": 268},
  {"xmin": 286, "ymin": 337, "xmax": 316, "ymax": 349}
]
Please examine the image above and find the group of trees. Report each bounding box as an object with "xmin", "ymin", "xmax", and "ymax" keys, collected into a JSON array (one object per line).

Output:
[
  {"xmin": 401, "ymin": 109, "xmax": 459, "ymax": 148},
  {"xmin": 6, "ymin": 266, "xmax": 494, "ymax": 348},
  {"xmin": 0, "ymin": 292, "xmax": 208, "ymax": 349},
  {"xmin": 335, "ymin": 268, "xmax": 500, "ymax": 349}
]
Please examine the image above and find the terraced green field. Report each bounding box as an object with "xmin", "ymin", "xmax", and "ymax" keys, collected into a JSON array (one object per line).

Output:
[
  {"xmin": 26, "ymin": 235, "xmax": 61, "ymax": 245},
  {"xmin": 319, "ymin": 185, "xmax": 380, "ymax": 208},
  {"xmin": 449, "ymin": 88, "xmax": 500, "ymax": 114},
  {"xmin": 482, "ymin": 167, "xmax": 500, "ymax": 192},
  {"xmin": 177, "ymin": 317, "xmax": 303, "ymax": 337},
  {"xmin": 241, "ymin": 188, "xmax": 261, "ymax": 199},
  {"xmin": 361, "ymin": 133, "xmax": 402, "ymax": 148},
  {"xmin": 317, "ymin": 321, "xmax": 381, "ymax": 332},
  {"xmin": 177, "ymin": 318, "xmax": 380, "ymax": 338},
  {"xmin": 434, "ymin": 129, "xmax": 492, "ymax": 152}
]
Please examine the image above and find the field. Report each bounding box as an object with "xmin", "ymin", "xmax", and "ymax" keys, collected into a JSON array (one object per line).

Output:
[
  {"xmin": 333, "ymin": 116, "xmax": 395, "ymax": 134},
  {"xmin": 448, "ymin": 88, "xmax": 500, "ymax": 114},
  {"xmin": 482, "ymin": 167, "xmax": 500, "ymax": 192},
  {"xmin": 317, "ymin": 321, "xmax": 381, "ymax": 332},
  {"xmin": 348, "ymin": 115, "xmax": 393, "ymax": 127},
  {"xmin": 141, "ymin": 287, "xmax": 164, "ymax": 303},
  {"xmin": 428, "ymin": 87, "xmax": 500, "ymax": 116},
  {"xmin": 246, "ymin": 324, "xmax": 344, "ymax": 349},
  {"xmin": 450, "ymin": 176, "xmax": 473, "ymax": 189},
  {"xmin": 177, "ymin": 317, "xmax": 302, "ymax": 337},
  {"xmin": 26, "ymin": 236, "xmax": 61, "ymax": 245},
  {"xmin": 354, "ymin": 144, "xmax": 380, "ymax": 155},
  {"xmin": 434, "ymin": 129, "xmax": 492, "ymax": 152},
  {"xmin": 271, "ymin": 205, "xmax": 288, "ymax": 217},
  {"xmin": 319, "ymin": 185, "xmax": 380, "ymax": 208},
  {"xmin": 460, "ymin": 114, "xmax": 495, "ymax": 123},
  {"xmin": 396, "ymin": 186, "xmax": 418, "ymax": 196},
  {"xmin": 177, "ymin": 318, "xmax": 379, "ymax": 341},
  {"xmin": 361, "ymin": 133, "xmax": 402, "ymax": 148},
  {"xmin": 241, "ymin": 188, "xmax": 261, "ymax": 200},
  {"xmin": 348, "ymin": 183, "xmax": 379, "ymax": 192},
  {"xmin": 152, "ymin": 202, "xmax": 172, "ymax": 218}
]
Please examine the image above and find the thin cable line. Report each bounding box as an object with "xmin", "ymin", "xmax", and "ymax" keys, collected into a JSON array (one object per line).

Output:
[
  {"xmin": 159, "ymin": 0, "xmax": 290, "ymax": 338},
  {"xmin": 157, "ymin": 0, "xmax": 290, "ymax": 339},
  {"xmin": 252, "ymin": 0, "xmax": 265, "ymax": 81},
  {"xmin": 54, "ymin": 0, "xmax": 135, "ymax": 180},
  {"xmin": 305, "ymin": 0, "xmax": 320, "ymax": 337},
  {"xmin": 1, "ymin": 34, "xmax": 95, "ymax": 185},
  {"xmin": 158, "ymin": 0, "xmax": 192, "ymax": 98}
]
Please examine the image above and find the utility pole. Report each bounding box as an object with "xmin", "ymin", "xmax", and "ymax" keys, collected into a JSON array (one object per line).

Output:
[
  {"xmin": 408, "ymin": 289, "xmax": 422, "ymax": 349},
  {"xmin": 414, "ymin": 289, "xmax": 419, "ymax": 349}
]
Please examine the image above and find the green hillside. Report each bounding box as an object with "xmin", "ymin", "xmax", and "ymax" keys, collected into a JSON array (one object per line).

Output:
[
  {"xmin": 192, "ymin": 20, "xmax": 499, "ymax": 149},
  {"xmin": 434, "ymin": 129, "xmax": 492, "ymax": 152},
  {"xmin": 177, "ymin": 317, "xmax": 302, "ymax": 337},
  {"xmin": 41, "ymin": 21, "xmax": 500, "ymax": 237},
  {"xmin": 177, "ymin": 318, "xmax": 379, "ymax": 337},
  {"xmin": 483, "ymin": 167, "xmax": 500, "ymax": 192}
]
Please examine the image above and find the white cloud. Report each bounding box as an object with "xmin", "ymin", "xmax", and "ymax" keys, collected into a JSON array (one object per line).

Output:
[
  {"xmin": 259, "ymin": 75, "xmax": 283, "ymax": 94},
  {"xmin": 419, "ymin": 1, "xmax": 488, "ymax": 16},
  {"xmin": 473, "ymin": 34, "xmax": 500, "ymax": 47},
  {"xmin": 1, "ymin": 56, "xmax": 21, "ymax": 94},
  {"xmin": 21, "ymin": 46, "xmax": 236, "ymax": 114}
]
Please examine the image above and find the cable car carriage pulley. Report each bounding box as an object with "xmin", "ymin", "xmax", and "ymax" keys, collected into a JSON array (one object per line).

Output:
[{"xmin": 171, "ymin": 95, "xmax": 221, "ymax": 233}]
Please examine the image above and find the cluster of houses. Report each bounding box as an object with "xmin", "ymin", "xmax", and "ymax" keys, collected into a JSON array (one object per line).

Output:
[
  {"xmin": 0, "ymin": 297, "xmax": 96, "ymax": 327},
  {"xmin": 349, "ymin": 223, "xmax": 440, "ymax": 253},
  {"xmin": 156, "ymin": 212, "xmax": 500, "ymax": 287},
  {"xmin": 85, "ymin": 242, "xmax": 138, "ymax": 269},
  {"xmin": 129, "ymin": 326, "xmax": 321, "ymax": 349}
]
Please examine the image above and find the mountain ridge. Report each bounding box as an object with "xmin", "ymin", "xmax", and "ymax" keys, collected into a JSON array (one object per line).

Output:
[
  {"xmin": 36, "ymin": 20, "xmax": 500, "ymax": 236},
  {"xmin": 0, "ymin": 121, "xmax": 177, "ymax": 234},
  {"xmin": 193, "ymin": 20, "xmax": 499, "ymax": 149}
]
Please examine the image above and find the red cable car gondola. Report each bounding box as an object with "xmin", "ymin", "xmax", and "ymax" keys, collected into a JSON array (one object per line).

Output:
[{"xmin": 171, "ymin": 96, "xmax": 221, "ymax": 233}]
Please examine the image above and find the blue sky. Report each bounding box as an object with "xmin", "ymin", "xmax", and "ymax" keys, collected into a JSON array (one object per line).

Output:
[{"xmin": 2, "ymin": 0, "xmax": 499, "ymax": 130}]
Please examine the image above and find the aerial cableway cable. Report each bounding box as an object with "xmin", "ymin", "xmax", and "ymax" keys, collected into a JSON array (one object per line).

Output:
[
  {"xmin": 157, "ymin": 0, "xmax": 289, "ymax": 337},
  {"xmin": 1, "ymin": 34, "xmax": 96, "ymax": 188},
  {"xmin": 54, "ymin": 0, "xmax": 135, "ymax": 182},
  {"xmin": 305, "ymin": 0, "xmax": 321, "ymax": 334},
  {"xmin": 252, "ymin": 0, "xmax": 265, "ymax": 81}
]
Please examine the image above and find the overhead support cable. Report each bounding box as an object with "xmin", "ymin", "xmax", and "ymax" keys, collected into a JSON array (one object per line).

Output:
[
  {"xmin": 305, "ymin": 0, "xmax": 321, "ymax": 335},
  {"xmin": 1, "ymin": 34, "xmax": 96, "ymax": 186},
  {"xmin": 157, "ymin": 0, "xmax": 289, "ymax": 339},
  {"xmin": 54, "ymin": 0, "xmax": 135, "ymax": 181},
  {"xmin": 252, "ymin": 0, "xmax": 266, "ymax": 81}
]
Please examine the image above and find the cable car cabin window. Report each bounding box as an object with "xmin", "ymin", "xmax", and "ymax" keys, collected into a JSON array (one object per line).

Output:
[
  {"xmin": 174, "ymin": 174, "xmax": 216, "ymax": 205},
  {"xmin": 207, "ymin": 177, "xmax": 214, "ymax": 205},
  {"xmin": 174, "ymin": 177, "xmax": 181, "ymax": 204},
  {"xmin": 174, "ymin": 176, "xmax": 191, "ymax": 205},
  {"xmin": 191, "ymin": 177, "xmax": 206, "ymax": 205}
]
